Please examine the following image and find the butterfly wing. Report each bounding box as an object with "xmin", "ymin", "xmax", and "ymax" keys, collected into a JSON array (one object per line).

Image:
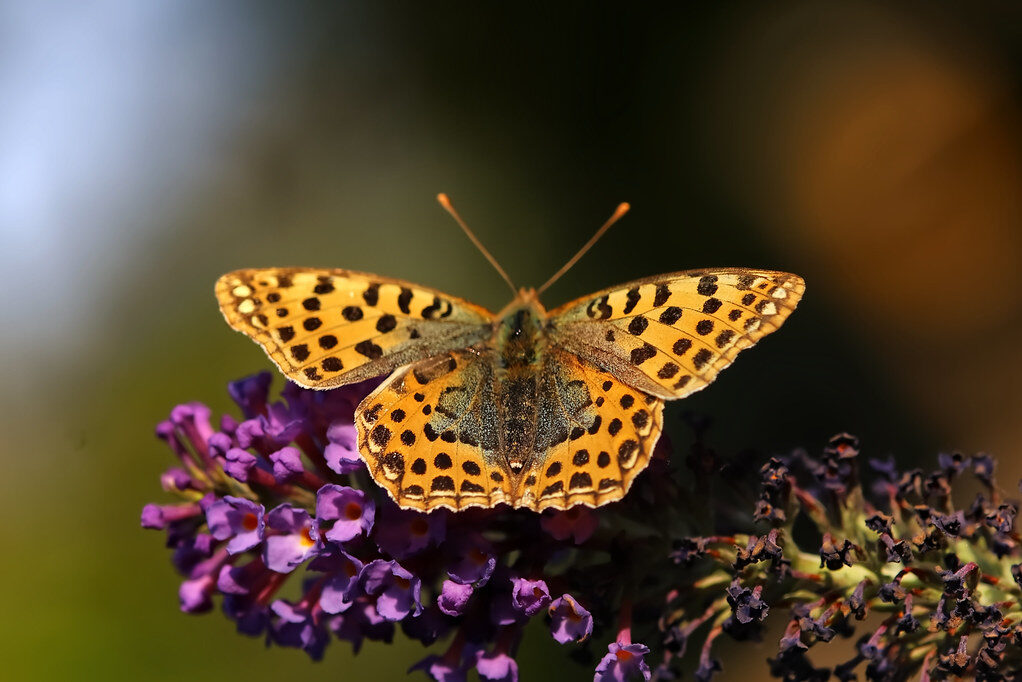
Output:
[
  {"xmin": 355, "ymin": 346, "xmax": 664, "ymax": 513},
  {"xmin": 546, "ymin": 269, "xmax": 805, "ymax": 400},
  {"xmin": 355, "ymin": 349, "xmax": 513, "ymax": 512},
  {"xmin": 216, "ymin": 268, "xmax": 493, "ymax": 389},
  {"xmin": 517, "ymin": 348, "xmax": 664, "ymax": 512}
]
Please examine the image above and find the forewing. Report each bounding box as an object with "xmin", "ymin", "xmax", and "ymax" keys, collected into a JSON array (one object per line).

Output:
[
  {"xmin": 216, "ymin": 268, "xmax": 493, "ymax": 389},
  {"xmin": 547, "ymin": 269, "xmax": 804, "ymax": 399},
  {"xmin": 355, "ymin": 350, "xmax": 513, "ymax": 512},
  {"xmin": 518, "ymin": 349, "xmax": 664, "ymax": 511}
]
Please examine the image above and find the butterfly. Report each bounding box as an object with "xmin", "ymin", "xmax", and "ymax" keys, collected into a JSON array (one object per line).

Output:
[{"xmin": 216, "ymin": 196, "xmax": 805, "ymax": 513}]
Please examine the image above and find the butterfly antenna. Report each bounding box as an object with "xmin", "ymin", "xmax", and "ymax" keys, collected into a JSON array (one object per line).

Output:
[
  {"xmin": 536, "ymin": 202, "xmax": 630, "ymax": 296},
  {"xmin": 437, "ymin": 193, "xmax": 518, "ymax": 295}
]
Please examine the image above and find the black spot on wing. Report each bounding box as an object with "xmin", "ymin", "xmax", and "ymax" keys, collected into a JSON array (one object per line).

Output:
[
  {"xmin": 363, "ymin": 283, "xmax": 380, "ymax": 306},
  {"xmin": 355, "ymin": 340, "xmax": 384, "ymax": 359},
  {"xmin": 541, "ymin": 481, "xmax": 564, "ymax": 497},
  {"xmin": 398, "ymin": 287, "xmax": 413, "ymax": 314},
  {"xmin": 654, "ymin": 283, "xmax": 671, "ymax": 307},
  {"xmin": 692, "ymin": 348, "xmax": 713, "ymax": 370},
  {"xmin": 702, "ymin": 298, "xmax": 722, "ymax": 314},
  {"xmin": 431, "ymin": 476, "xmax": 454, "ymax": 492},
  {"xmin": 697, "ymin": 276, "xmax": 718, "ymax": 296},
  {"xmin": 587, "ymin": 295, "xmax": 612, "ymax": 320},
  {"xmin": 370, "ymin": 424, "xmax": 391, "ymax": 447},
  {"xmin": 630, "ymin": 343, "xmax": 656, "ymax": 365},
  {"xmin": 657, "ymin": 362, "xmax": 679, "ymax": 379},
  {"xmin": 659, "ymin": 307, "xmax": 683, "ymax": 325},
  {"xmin": 622, "ymin": 288, "xmax": 641, "ymax": 315},
  {"xmin": 569, "ymin": 472, "xmax": 593, "ymax": 490},
  {"xmin": 628, "ymin": 316, "xmax": 648, "ymax": 335}
]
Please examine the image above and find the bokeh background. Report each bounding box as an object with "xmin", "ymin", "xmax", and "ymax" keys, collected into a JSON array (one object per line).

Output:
[{"xmin": 3, "ymin": 2, "xmax": 1021, "ymax": 680}]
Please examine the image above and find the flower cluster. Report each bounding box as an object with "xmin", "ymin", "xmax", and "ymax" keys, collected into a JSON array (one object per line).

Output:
[
  {"xmin": 142, "ymin": 373, "xmax": 660, "ymax": 681},
  {"xmin": 662, "ymin": 433, "xmax": 1022, "ymax": 681},
  {"xmin": 143, "ymin": 374, "xmax": 1022, "ymax": 680}
]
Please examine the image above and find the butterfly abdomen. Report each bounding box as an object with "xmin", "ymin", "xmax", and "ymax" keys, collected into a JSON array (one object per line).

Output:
[{"xmin": 492, "ymin": 303, "xmax": 549, "ymax": 473}]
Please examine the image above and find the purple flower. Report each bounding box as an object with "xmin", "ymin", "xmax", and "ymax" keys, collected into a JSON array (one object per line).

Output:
[
  {"xmin": 541, "ymin": 507, "xmax": 599, "ymax": 544},
  {"xmin": 438, "ymin": 579, "xmax": 474, "ymax": 617},
  {"xmin": 140, "ymin": 501, "xmax": 202, "ymax": 530},
  {"xmin": 308, "ymin": 550, "xmax": 364, "ymax": 614},
  {"xmin": 270, "ymin": 599, "xmax": 330, "ymax": 660},
  {"xmin": 263, "ymin": 504, "xmax": 321, "ymax": 573},
  {"xmin": 403, "ymin": 606, "xmax": 450, "ymax": 646},
  {"xmin": 670, "ymin": 537, "xmax": 708, "ymax": 566},
  {"xmin": 510, "ymin": 577, "xmax": 550, "ymax": 617},
  {"xmin": 235, "ymin": 401, "xmax": 303, "ymax": 453},
  {"xmin": 373, "ymin": 504, "xmax": 445, "ymax": 558},
  {"xmin": 549, "ymin": 594, "xmax": 593, "ymax": 643},
  {"xmin": 222, "ymin": 594, "xmax": 270, "ymax": 635},
  {"xmin": 476, "ymin": 650, "xmax": 519, "ymax": 682},
  {"xmin": 179, "ymin": 572, "xmax": 218, "ymax": 613},
  {"xmin": 726, "ymin": 580, "xmax": 769, "ymax": 624},
  {"xmin": 361, "ymin": 559, "xmax": 423, "ymax": 620},
  {"xmin": 227, "ymin": 372, "xmax": 272, "ymax": 418},
  {"xmin": 169, "ymin": 403, "xmax": 215, "ymax": 457},
  {"xmin": 447, "ymin": 537, "xmax": 496, "ymax": 586},
  {"xmin": 217, "ymin": 559, "xmax": 266, "ymax": 596},
  {"xmin": 170, "ymin": 532, "xmax": 215, "ymax": 576},
  {"xmin": 269, "ymin": 446, "xmax": 305, "ymax": 483},
  {"xmin": 595, "ymin": 642, "xmax": 652, "ymax": 682},
  {"xmin": 205, "ymin": 496, "xmax": 265, "ymax": 554},
  {"xmin": 159, "ymin": 467, "xmax": 196, "ymax": 493},
  {"xmin": 819, "ymin": 533, "xmax": 856, "ymax": 570},
  {"xmin": 330, "ymin": 600, "xmax": 394, "ymax": 653},
  {"xmin": 317, "ymin": 484, "xmax": 375, "ymax": 544},
  {"xmin": 221, "ymin": 447, "xmax": 258, "ymax": 482},
  {"xmin": 410, "ymin": 654, "xmax": 470, "ymax": 682},
  {"xmin": 324, "ymin": 421, "xmax": 363, "ymax": 474}
]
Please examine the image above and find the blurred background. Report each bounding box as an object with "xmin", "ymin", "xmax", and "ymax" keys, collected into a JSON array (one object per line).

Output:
[{"xmin": 3, "ymin": 1, "xmax": 1021, "ymax": 680}]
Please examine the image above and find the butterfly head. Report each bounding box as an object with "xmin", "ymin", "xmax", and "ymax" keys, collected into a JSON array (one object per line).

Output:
[{"xmin": 496, "ymin": 290, "xmax": 547, "ymax": 368}]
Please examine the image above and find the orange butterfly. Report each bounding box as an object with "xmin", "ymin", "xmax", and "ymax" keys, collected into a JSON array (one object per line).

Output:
[{"xmin": 217, "ymin": 197, "xmax": 804, "ymax": 513}]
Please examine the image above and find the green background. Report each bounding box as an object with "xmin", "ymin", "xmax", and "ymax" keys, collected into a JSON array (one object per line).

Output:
[{"xmin": 4, "ymin": 2, "xmax": 1022, "ymax": 680}]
